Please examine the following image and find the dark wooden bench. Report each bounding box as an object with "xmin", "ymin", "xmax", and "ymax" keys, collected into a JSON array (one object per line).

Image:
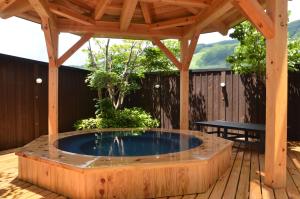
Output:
[{"xmin": 194, "ymin": 120, "xmax": 265, "ymax": 152}]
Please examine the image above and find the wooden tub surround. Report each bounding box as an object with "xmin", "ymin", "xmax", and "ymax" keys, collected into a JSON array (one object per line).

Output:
[{"xmin": 16, "ymin": 128, "xmax": 232, "ymax": 199}]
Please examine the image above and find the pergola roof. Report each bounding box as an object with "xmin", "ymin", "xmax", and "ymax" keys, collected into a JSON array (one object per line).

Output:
[{"xmin": 0, "ymin": 0, "xmax": 265, "ymax": 39}]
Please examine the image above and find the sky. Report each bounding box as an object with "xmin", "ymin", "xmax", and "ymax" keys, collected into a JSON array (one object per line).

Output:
[{"xmin": 0, "ymin": 1, "xmax": 299, "ymax": 66}]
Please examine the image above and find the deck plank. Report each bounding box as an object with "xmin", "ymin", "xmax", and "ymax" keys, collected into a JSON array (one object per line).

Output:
[
  {"xmin": 181, "ymin": 194, "xmax": 197, "ymax": 199},
  {"xmin": 209, "ymin": 145, "xmax": 240, "ymax": 199},
  {"xmin": 249, "ymin": 146, "xmax": 263, "ymax": 199},
  {"xmin": 168, "ymin": 196, "xmax": 183, "ymax": 199},
  {"xmin": 273, "ymin": 188, "xmax": 288, "ymax": 199},
  {"xmin": 286, "ymin": 168, "xmax": 300, "ymax": 198},
  {"xmin": 235, "ymin": 149, "xmax": 251, "ymax": 199},
  {"xmin": 222, "ymin": 149, "xmax": 244, "ymax": 199},
  {"xmin": 259, "ymin": 153, "xmax": 275, "ymax": 199},
  {"xmin": 195, "ymin": 184, "xmax": 214, "ymax": 199}
]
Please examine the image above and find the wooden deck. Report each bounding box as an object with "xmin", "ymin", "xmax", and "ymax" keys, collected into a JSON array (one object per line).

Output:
[{"xmin": 1, "ymin": 142, "xmax": 300, "ymax": 199}]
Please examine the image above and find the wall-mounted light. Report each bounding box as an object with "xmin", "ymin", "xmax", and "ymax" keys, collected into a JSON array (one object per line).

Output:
[
  {"xmin": 220, "ymin": 82, "xmax": 226, "ymax": 88},
  {"xmin": 154, "ymin": 84, "xmax": 160, "ymax": 89},
  {"xmin": 36, "ymin": 78, "xmax": 43, "ymax": 84}
]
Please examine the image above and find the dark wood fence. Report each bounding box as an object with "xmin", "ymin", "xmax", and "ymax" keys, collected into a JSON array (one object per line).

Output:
[
  {"xmin": 125, "ymin": 70, "xmax": 300, "ymax": 140},
  {"xmin": 0, "ymin": 54, "xmax": 97, "ymax": 150}
]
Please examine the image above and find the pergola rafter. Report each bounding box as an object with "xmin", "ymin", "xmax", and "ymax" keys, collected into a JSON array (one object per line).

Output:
[
  {"xmin": 0, "ymin": 0, "xmax": 288, "ymax": 189},
  {"xmin": 0, "ymin": 0, "xmax": 17, "ymax": 12},
  {"xmin": 0, "ymin": 0, "xmax": 31, "ymax": 19}
]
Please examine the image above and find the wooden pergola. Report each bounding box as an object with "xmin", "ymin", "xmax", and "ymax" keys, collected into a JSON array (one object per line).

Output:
[{"xmin": 0, "ymin": 0, "xmax": 288, "ymax": 188}]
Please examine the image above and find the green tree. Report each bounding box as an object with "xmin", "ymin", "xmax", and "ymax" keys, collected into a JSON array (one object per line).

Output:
[
  {"xmin": 226, "ymin": 21, "xmax": 266, "ymax": 75},
  {"xmin": 84, "ymin": 39, "xmax": 178, "ymax": 109},
  {"xmin": 227, "ymin": 21, "xmax": 300, "ymax": 74},
  {"xmin": 84, "ymin": 39, "xmax": 148, "ymax": 109}
]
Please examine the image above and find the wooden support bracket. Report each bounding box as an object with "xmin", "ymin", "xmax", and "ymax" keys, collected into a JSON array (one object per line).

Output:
[
  {"xmin": 233, "ymin": 0, "xmax": 275, "ymax": 39},
  {"xmin": 152, "ymin": 38, "xmax": 182, "ymax": 70},
  {"xmin": 58, "ymin": 33, "xmax": 93, "ymax": 66}
]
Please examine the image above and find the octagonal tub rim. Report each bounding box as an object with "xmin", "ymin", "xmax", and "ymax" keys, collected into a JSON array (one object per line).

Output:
[{"xmin": 16, "ymin": 128, "xmax": 233, "ymax": 170}]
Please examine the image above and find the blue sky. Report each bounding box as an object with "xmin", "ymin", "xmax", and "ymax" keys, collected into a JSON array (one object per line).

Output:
[{"xmin": 0, "ymin": 1, "xmax": 299, "ymax": 66}]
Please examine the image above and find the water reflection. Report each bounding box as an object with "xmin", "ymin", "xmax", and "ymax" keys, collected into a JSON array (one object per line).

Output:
[{"xmin": 58, "ymin": 131, "xmax": 202, "ymax": 157}]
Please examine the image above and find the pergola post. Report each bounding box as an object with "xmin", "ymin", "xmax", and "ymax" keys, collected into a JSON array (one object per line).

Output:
[
  {"xmin": 48, "ymin": 62, "xmax": 59, "ymax": 143},
  {"xmin": 180, "ymin": 38, "xmax": 189, "ymax": 130},
  {"xmin": 44, "ymin": 23, "xmax": 59, "ymax": 144},
  {"xmin": 153, "ymin": 35, "xmax": 199, "ymax": 130},
  {"xmin": 264, "ymin": 0, "xmax": 288, "ymax": 188}
]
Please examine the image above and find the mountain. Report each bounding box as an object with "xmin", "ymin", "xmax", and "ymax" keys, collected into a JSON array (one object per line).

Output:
[
  {"xmin": 190, "ymin": 20, "xmax": 300, "ymax": 70},
  {"xmin": 289, "ymin": 20, "xmax": 300, "ymax": 39}
]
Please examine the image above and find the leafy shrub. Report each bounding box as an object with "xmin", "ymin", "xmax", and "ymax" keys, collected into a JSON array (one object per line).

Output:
[
  {"xmin": 74, "ymin": 99, "xmax": 159, "ymax": 130},
  {"xmin": 74, "ymin": 117, "xmax": 102, "ymax": 130}
]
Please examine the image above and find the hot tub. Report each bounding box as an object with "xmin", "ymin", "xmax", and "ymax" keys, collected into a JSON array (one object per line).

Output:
[{"xmin": 16, "ymin": 128, "xmax": 232, "ymax": 198}]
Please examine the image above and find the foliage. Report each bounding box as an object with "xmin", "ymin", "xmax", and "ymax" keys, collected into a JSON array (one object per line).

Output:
[
  {"xmin": 288, "ymin": 39, "xmax": 300, "ymax": 72},
  {"xmin": 140, "ymin": 40, "xmax": 180, "ymax": 72},
  {"xmin": 74, "ymin": 99, "xmax": 159, "ymax": 130},
  {"xmin": 227, "ymin": 21, "xmax": 300, "ymax": 74},
  {"xmin": 190, "ymin": 20, "xmax": 300, "ymax": 70},
  {"xmin": 226, "ymin": 21, "xmax": 266, "ymax": 74},
  {"xmin": 84, "ymin": 39, "xmax": 147, "ymax": 109},
  {"xmin": 84, "ymin": 39, "xmax": 178, "ymax": 109}
]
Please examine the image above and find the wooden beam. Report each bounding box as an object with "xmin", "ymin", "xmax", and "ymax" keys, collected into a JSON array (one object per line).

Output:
[
  {"xmin": 58, "ymin": 33, "xmax": 93, "ymax": 66},
  {"xmin": 120, "ymin": 0, "xmax": 138, "ymax": 31},
  {"xmin": 186, "ymin": 33, "xmax": 199, "ymax": 67},
  {"xmin": 140, "ymin": 2, "xmax": 152, "ymax": 24},
  {"xmin": 0, "ymin": 0, "xmax": 17, "ymax": 12},
  {"xmin": 185, "ymin": 0, "xmax": 233, "ymax": 38},
  {"xmin": 0, "ymin": 0, "xmax": 31, "ymax": 19},
  {"xmin": 140, "ymin": 0, "xmax": 209, "ymax": 8},
  {"xmin": 17, "ymin": 12, "xmax": 42, "ymax": 24},
  {"xmin": 264, "ymin": 0, "xmax": 288, "ymax": 188},
  {"xmin": 103, "ymin": 2, "xmax": 142, "ymax": 16},
  {"xmin": 58, "ymin": 20, "xmax": 184, "ymax": 39},
  {"xmin": 94, "ymin": 0, "xmax": 112, "ymax": 20},
  {"xmin": 49, "ymin": 3, "xmax": 95, "ymax": 25},
  {"xmin": 28, "ymin": 0, "xmax": 52, "ymax": 19},
  {"xmin": 48, "ymin": 64, "xmax": 59, "ymax": 144},
  {"xmin": 42, "ymin": 19, "xmax": 58, "ymax": 66},
  {"xmin": 152, "ymin": 38, "xmax": 181, "ymax": 70},
  {"xmin": 180, "ymin": 38, "xmax": 189, "ymax": 130},
  {"xmin": 233, "ymin": 0, "xmax": 274, "ymax": 39},
  {"xmin": 180, "ymin": 37, "xmax": 189, "ymax": 70},
  {"xmin": 29, "ymin": 0, "xmax": 59, "ymax": 143},
  {"xmin": 29, "ymin": 0, "xmax": 58, "ymax": 65},
  {"xmin": 184, "ymin": 7, "xmax": 199, "ymax": 15},
  {"xmin": 215, "ymin": 21, "xmax": 229, "ymax": 36},
  {"xmin": 179, "ymin": 69, "xmax": 189, "ymax": 130},
  {"xmin": 150, "ymin": 16, "xmax": 196, "ymax": 30}
]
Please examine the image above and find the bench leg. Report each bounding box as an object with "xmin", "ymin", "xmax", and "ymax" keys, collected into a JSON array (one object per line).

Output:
[
  {"xmin": 223, "ymin": 128, "xmax": 228, "ymax": 139},
  {"xmin": 245, "ymin": 131, "xmax": 249, "ymax": 142},
  {"xmin": 217, "ymin": 127, "xmax": 220, "ymax": 137},
  {"xmin": 259, "ymin": 133, "xmax": 265, "ymax": 153}
]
